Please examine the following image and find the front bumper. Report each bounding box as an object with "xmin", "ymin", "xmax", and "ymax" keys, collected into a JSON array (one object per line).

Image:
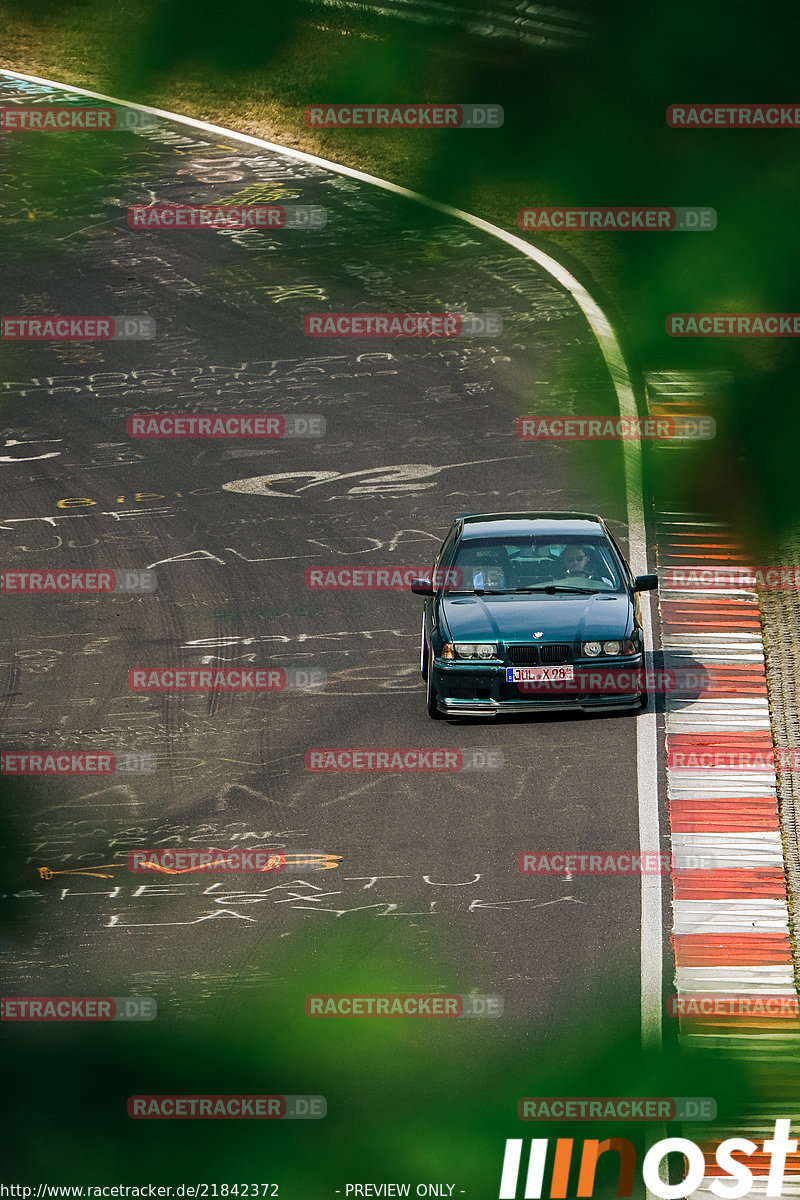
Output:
[{"xmin": 430, "ymin": 654, "xmax": 646, "ymax": 716}]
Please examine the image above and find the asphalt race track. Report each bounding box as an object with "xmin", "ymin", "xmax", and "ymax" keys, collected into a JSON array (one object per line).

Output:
[{"xmin": 0, "ymin": 77, "xmax": 665, "ymax": 1058}]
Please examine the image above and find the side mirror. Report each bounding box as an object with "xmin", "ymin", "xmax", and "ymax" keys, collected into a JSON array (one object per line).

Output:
[
  {"xmin": 410, "ymin": 578, "xmax": 434, "ymax": 596},
  {"xmin": 633, "ymin": 574, "xmax": 658, "ymax": 592}
]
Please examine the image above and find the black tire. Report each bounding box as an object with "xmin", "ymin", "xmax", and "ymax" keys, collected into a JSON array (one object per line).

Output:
[
  {"xmin": 420, "ymin": 612, "xmax": 428, "ymax": 681},
  {"xmin": 637, "ymin": 689, "xmax": 649, "ymax": 710},
  {"xmin": 426, "ymin": 652, "xmax": 443, "ymax": 719}
]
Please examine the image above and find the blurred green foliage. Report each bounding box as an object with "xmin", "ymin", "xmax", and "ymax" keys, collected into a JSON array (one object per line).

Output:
[{"xmin": 0, "ymin": 921, "xmax": 781, "ymax": 1190}]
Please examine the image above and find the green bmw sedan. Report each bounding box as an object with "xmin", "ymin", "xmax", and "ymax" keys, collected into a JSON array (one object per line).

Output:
[{"xmin": 410, "ymin": 512, "xmax": 658, "ymax": 719}]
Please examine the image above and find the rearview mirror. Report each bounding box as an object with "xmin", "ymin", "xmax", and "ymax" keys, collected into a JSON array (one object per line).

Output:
[
  {"xmin": 633, "ymin": 574, "xmax": 658, "ymax": 592},
  {"xmin": 410, "ymin": 578, "xmax": 434, "ymax": 596}
]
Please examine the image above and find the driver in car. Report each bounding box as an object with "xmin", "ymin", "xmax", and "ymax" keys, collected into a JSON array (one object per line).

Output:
[
  {"xmin": 560, "ymin": 546, "xmax": 591, "ymax": 575},
  {"xmin": 560, "ymin": 545, "xmax": 614, "ymax": 586}
]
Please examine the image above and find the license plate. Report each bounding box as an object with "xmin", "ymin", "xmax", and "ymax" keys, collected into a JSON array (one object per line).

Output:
[{"xmin": 506, "ymin": 666, "xmax": 574, "ymax": 683}]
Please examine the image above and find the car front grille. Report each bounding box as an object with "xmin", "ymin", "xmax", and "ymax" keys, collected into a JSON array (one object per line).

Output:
[
  {"xmin": 507, "ymin": 643, "xmax": 572, "ymax": 666},
  {"xmin": 507, "ymin": 644, "xmax": 540, "ymax": 665},
  {"xmin": 540, "ymin": 643, "xmax": 572, "ymax": 665}
]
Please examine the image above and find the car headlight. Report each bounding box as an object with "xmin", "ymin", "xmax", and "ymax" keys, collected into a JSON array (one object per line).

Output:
[
  {"xmin": 582, "ymin": 639, "xmax": 639, "ymax": 657},
  {"xmin": 454, "ymin": 643, "xmax": 498, "ymax": 659}
]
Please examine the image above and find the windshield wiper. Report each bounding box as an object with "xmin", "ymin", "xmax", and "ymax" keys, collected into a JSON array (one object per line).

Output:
[
  {"xmin": 446, "ymin": 586, "xmax": 603, "ymax": 596},
  {"xmin": 444, "ymin": 588, "xmax": 517, "ymax": 595},
  {"xmin": 510, "ymin": 585, "xmax": 601, "ymax": 594}
]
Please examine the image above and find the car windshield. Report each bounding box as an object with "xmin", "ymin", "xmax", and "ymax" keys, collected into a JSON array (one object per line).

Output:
[{"xmin": 444, "ymin": 534, "xmax": 623, "ymax": 594}]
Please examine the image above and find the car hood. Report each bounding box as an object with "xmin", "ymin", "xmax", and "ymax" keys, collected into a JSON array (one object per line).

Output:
[{"xmin": 440, "ymin": 592, "xmax": 633, "ymax": 643}]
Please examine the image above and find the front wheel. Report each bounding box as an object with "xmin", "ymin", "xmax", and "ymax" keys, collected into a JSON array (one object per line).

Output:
[{"xmin": 426, "ymin": 653, "xmax": 443, "ymax": 720}]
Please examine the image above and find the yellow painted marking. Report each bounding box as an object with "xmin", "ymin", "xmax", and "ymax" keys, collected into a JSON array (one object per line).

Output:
[
  {"xmin": 38, "ymin": 864, "xmax": 119, "ymax": 880},
  {"xmin": 38, "ymin": 853, "xmax": 342, "ymax": 880}
]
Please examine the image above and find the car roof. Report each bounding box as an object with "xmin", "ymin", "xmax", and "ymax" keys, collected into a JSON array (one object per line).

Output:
[{"xmin": 454, "ymin": 512, "xmax": 607, "ymax": 539}]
